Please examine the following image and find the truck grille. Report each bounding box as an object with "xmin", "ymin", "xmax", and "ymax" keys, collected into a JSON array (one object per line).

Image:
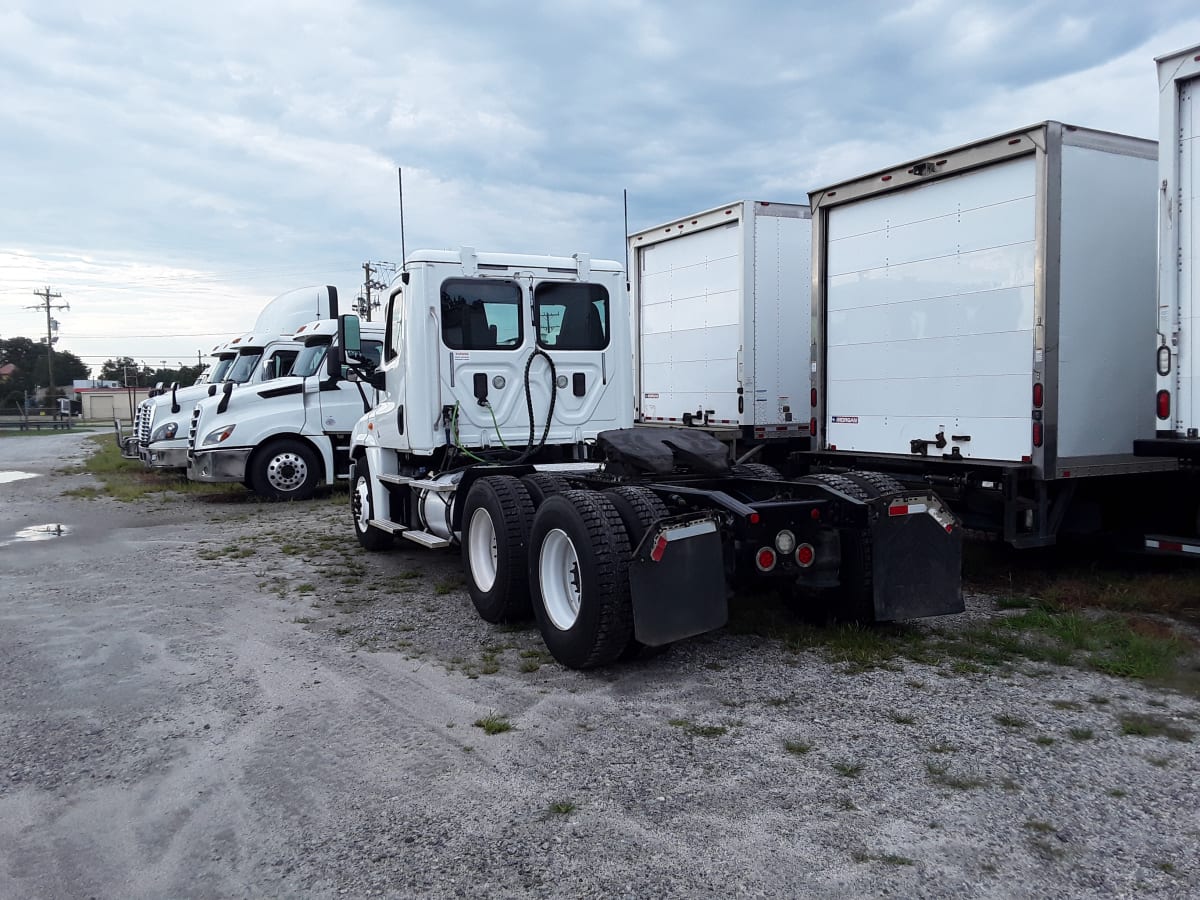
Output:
[
  {"xmin": 187, "ymin": 404, "xmax": 201, "ymax": 457},
  {"xmin": 137, "ymin": 401, "xmax": 153, "ymax": 446}
]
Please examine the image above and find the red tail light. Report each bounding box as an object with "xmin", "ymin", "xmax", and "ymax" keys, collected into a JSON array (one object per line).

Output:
[
  {"xmin": 755, "ymin": 547, "xmax": 777, "ymax": 572},
  {"xmin": 795, "ymin": 543, "xmax": 815, "ymax": 567},
  {"xmin": 810, "ymin": 388, "xmax": 817, "ymax": 407},
  {"xmin": 1157, "ymin": 390, "xmax": 1171, "ymax": 421},
  {"xmin": 1032, "ymin": 382, "xmax": 1043, "ymax": 408},
  {"xmin": 809, "ymin": 417, "xmax": 817, "ymax": 435},
  {"xmin": 1032, "ymin": 422, "xmax": 1043, "ymax": 447}
]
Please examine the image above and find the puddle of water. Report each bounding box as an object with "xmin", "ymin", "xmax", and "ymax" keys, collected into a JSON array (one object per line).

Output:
[
  {"xmin": 0, "ymin": 523, "xmax": 70, "ymax": 548},
  {"xmin": 0, "ymin": 471, "xmax": 39, "ymax": 484}
]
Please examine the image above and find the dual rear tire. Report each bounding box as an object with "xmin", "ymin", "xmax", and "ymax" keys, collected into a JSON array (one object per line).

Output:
[{"xmin": 460, "ymin": 478, "xmax": 663, "ymax": 669}]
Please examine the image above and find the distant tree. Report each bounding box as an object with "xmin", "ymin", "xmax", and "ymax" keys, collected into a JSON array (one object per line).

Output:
[
  {"xmin": 98, "ymin": 356, "xmax": 152, "ymax": 385},
  {"xmin": 0, "ymin": 337, "xmax": 89, "ymax": 396}
]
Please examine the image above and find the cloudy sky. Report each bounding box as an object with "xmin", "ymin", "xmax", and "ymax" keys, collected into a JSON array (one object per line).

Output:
[{"xmin": 2, "ymin": 1, "xmax": 1198, "ymax": 376}]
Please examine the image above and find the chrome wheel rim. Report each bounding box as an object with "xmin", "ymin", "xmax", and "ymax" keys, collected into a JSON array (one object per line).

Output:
[
  {"xmin": 468, "ymin": 507, "xmax": 498, "ymax": 592},
  {"xmin": 539, "ymin": 528, "xmax": 582, "ymax": 630}
]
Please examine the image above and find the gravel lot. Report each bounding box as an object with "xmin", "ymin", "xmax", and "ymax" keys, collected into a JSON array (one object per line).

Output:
[{"xmin": 1, "ymin": 431, "xmax": 1198, "ymax": 898}]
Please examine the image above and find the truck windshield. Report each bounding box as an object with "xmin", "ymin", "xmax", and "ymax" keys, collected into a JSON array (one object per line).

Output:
[
  {"xmin": 291, "ymin": 342, "xmax": 329, "ymax": 378},
  {"xmin": 441, "ymin": 279, "xmax": 522, "ymax": 350},
  {"xmin": 227, "ymin": 350, "xmax": 264, "ymax": 383},
  {"xmin": 534, "ymin": 282, "xmax": 609, "ymax": 350},
  {"xmin": 210, "ymin": 356, "xmax": 236, "ymax": 382}
]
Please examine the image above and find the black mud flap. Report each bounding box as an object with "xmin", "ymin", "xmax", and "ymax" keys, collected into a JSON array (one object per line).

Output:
[
  {"xmin": 871, "ymin": 493, "xmax": 964, "ymax": 621},
  {"xmin": 629, "ymin": 514, "xmax": 728, "ymax": 646}
]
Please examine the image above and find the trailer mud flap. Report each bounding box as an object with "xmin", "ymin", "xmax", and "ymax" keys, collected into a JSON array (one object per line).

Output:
[
  {"xmin": 629, "ymin": 515, "xmax": 728, "ymax": 646},
  {"xmin": 871, "ymin": 494, "xmax": 964, "ymax": 621}
]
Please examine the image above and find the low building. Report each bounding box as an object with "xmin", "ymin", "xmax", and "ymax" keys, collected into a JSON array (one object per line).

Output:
[{"xmin": 74, "ymin": 386, "xmax": 154, "ymax": 423}]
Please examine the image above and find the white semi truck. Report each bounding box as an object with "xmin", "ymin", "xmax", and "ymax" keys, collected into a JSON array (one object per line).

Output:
[
  {"xmin": 802, "ymin": 120, "xmax": 1200, "ymax": 548},
  {"xmin": 129, "ymin": 285, "xmax": 338, "ymax": 469},
  {"xmin": 186, "ymin": 317, "xmax": 385, "ymax": 499},
  {"xmin": 341, "ymin": 247, "xmax": 962, "ymax": 669},
  {"xmin": 628, "ymin": 200, "xmax": 810, "ymax": 457}
]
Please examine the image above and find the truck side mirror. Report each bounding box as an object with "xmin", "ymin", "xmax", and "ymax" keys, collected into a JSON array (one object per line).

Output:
[{"xmin": 339, "ymin": 314, "xmax": 362, "ymax": 354}]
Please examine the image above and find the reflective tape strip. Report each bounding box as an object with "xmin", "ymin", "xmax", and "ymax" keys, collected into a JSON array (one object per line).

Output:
[{"xmin": 1145, "ymin": 538, "xmax": 1200, "ymax": 554}]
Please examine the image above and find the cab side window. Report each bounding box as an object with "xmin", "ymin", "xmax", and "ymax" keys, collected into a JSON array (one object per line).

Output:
[{"xmin": 385, "ymin": 289, "xmax": 402, "ymax": 362}]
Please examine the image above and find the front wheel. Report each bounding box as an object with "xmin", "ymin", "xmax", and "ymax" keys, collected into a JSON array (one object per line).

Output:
[
  {"xmin": 249, "ymin": 439, "xmax": 320, "ymax": 501},
  {"xmin": 529, "ymin": 491, "xmax": 634, "ymax": 669},
  {"xmin": 351, "ymin": 458, "xmax": 393, "ymax": 551}
]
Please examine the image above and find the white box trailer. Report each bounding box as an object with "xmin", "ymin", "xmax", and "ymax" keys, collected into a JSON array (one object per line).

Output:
[
  {"xmin": 1140, "ymin": 43, "xmax": 1200, "ymax": 456},
  {"xmin": 806, "ymin": 122, "xmax": 1181, "ymax": 547},
  {"xmin": 628, "ymin": 200, "xmax": 811, "ymax": 447}
]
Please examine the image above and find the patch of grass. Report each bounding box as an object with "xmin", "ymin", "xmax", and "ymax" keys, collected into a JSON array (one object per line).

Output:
[
  {"xmin": 473, "ymin": 714, "xmax": 513, "ymax": 735},
  {"xmin": 548, "ymin": 800, "xmax": 576, "ymax": 815},
  {"xmin": 1024, "ymin": 819, "xmax": 1056, "ymax": 834},
  {"xmin": 889, "ymin": 711, "xmax": 918, "ymax": 725},
  {"xmin": 333, "ymin": 626, "xmax": 352, "ymax": 636},
  {"xmin": 292, "ymin": 616, "xmax": 315, "ymax": 625},
  {"xmin": 925, "ymin": 761, "xmax": 987, "ymax": 790},
  {"xmin": 784, "ymin": 740, "xmax": 812, "ymax": 756},
  {"xmin": 1118, "ymin": 713, "xmax": 1194, "ymax": 742},
  {"xmin": 832, "ymin": 761, "xmax": 864, "ymax": 778},
  {"xmin": 295, "ymin": 583, "xmax": 315, "ymax": 594},
  {"xmin": 994, "ymin": 713, "xmax": 1028, "ymax": 729},
  {"xmin": 1050, "ymin": 699, "xmax": 1085, "ymax": 711},
  {"xmin": 1147, "ymin": 755, "xmax": 1171, "ymax": 768},
  {"xmin": 518, "ymin": 659, "xmax": 541, "ymax": 673},
  {"xmin": 1107, "ymin": 788, "xmax": 1127, "ymax": 798},
  {"xmin": 1033, "ymin": 735, "xmax": 1056, "ymax": 746},
  {"xmin": 1155, "ymin": 861, "xmax": 1177, "ymax": 875},
  {"xmin": 668, "ymin": 718, "xmax": 728, "ymax": 738},
  {"xmin": 927, "ymin": 741, "xmax": 957, "ymax": 754},
  {"xmin": 1068, "ymin": 727, "xmax": 1094, "ymax": 741}
]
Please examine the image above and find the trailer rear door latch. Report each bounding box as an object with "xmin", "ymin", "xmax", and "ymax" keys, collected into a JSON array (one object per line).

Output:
[{"xmin": 910, "ymin": 431, "xmax": 947, "ymax": 455}]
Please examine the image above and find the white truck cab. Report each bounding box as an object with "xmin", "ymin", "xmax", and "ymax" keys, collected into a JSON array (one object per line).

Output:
[
  {"xmin": 138, "ymin": 334, "xmax": 303, "ymax": 470},
  {"xmin": 135, "ymin": 285, "xmax": 339, "ymax": 469},
  {"xmin": 186, "ymin": 317, "xmax": 385, "ymax": 499}
]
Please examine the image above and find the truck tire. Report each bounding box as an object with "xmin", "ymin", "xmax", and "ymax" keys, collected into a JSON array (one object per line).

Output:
[
  {"xmin": 529, "ymin": 490, "xmax": 635, "ymax": 669},
  {"xmin": 605, "ymin": 486, "xmax": 672, "ymax": 661},
  {"xmin": 351, "ymin": 458, "xmax": 393, "ymax": 552},
  {"xmin": 461, "ymin": 476, "xmax": 536, "ymax": 623},
  {"xmin": 842, "ymin": 471, "xmax": 905, "ymax": 497},
  {"xmin": 734, "ymin": 462, "xmax": 783, "ymax": 480},
  {"xmin": 805, "ymin": 472, "xmax": 872, "ymax": 502},
  {"xmin": 250, "ymin": 438, "xmax": 320, "ymax": 501},
  {"xmin": 521, "ymin": 472, "xmax": 571, "ymax": 509}
]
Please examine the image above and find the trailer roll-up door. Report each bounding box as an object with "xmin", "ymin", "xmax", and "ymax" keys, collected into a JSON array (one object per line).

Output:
[{"xmin": 823, "ymin": 156, "xmax": 1037, "ymax": 462}]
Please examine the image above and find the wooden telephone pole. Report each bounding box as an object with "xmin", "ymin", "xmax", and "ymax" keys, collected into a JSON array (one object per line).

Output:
[{"xmin": 25, "ymin": 287, "xmax": 69, "ymax": 397}]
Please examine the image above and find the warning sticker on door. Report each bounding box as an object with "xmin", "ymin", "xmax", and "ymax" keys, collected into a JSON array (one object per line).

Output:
[{"xmin": 831, "ymin": 416, "xmax": 859, "ymax": 424}]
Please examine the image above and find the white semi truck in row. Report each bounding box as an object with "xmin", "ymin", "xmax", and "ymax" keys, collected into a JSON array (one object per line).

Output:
[
  {"xmin": 339, "ymin": 248, "xmax": 962, "ymax": 669},
  {"xmin": 186, "ymin": 317, "xmax": 385, "ymax": 499},
  {"xmin": 125, "ymin": 286, "xmax": 338, "ymax": 470}
]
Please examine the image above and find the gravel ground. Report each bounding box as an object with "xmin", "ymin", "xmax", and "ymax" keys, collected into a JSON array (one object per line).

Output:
[{"xmin": 1, "ymin": 431, "xmax": 1198, "ymax": 898}]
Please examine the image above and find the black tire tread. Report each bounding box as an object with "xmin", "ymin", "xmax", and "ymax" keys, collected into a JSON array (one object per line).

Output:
[
  {"xmin": 351, "ymin": 457, "xmax": 393, "ymax": 551},
  {"xmin": 806, "ymin": 472, "xmax": 873, "ymax": 503},
  {"xmin": 734, "ymin": 462, "xmax": 784, "ymax": 480},
  {"xmin": 462, "ymin": 475, "xmax": 536, "ymax": 623},
  {"xmin": 532, "ymin": 490, "xmax": 634, "ymax": 669},
  {"xmin": 521, "ymin": 472, "xmax": 572, "ymax": 508},
  {"xmin": 842, "ymin": 470, "xmax": 906, "ymax": 498},
  {"xmin": 604, "ymin": 485, "xmax": 669, "ymax": 550}
]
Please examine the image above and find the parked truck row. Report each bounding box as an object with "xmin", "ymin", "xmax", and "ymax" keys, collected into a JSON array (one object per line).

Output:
[{"xmin": 116, "ymin": 42, "xmax": 1199, "ymax": 669}]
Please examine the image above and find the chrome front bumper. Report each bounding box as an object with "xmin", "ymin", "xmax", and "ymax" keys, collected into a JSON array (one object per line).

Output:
[{"xmin": 188, "ymin": 448, "xmax": 252, "ymax": 483}]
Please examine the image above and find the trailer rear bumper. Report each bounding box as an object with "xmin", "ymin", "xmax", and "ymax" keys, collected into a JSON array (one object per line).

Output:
[
  {"xmin": 1134, "ymin": 437, "xmax": 1200, "ymax": 461},
  {"xmin": 869, "ymin": 493, "xmax": 964, "ymax": 621}
]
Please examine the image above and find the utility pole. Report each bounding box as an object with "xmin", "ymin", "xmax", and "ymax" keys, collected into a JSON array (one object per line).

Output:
[
  {"xmin": 358, "ymin": 261, "xmax": 393, "ymax": 321},
  {"xmin": 26, "ymin": 287, "xmax": 69, "ymax": 400}
]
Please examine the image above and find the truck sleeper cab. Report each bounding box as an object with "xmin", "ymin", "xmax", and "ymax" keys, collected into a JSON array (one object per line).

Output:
[
  {"xmin": 139, "ymin": 335, "xmax": 303, "ymax": 470},
  {"xmin": 187, "ymin": 318, "xmax": 384, "ymax": 500}
]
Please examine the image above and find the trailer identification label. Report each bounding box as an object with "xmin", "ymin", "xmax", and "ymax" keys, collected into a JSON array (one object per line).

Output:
[{"xmin": 831, "ymin": 416, "xmax": 859, "ymax": 424}]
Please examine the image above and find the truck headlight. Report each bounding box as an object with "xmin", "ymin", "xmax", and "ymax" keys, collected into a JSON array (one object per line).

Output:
[
  {"xmin": 151, "ymin": 422, "xmax": 179, "ymax": 442},
  {"xmin": 202, "ymin": 424, "xmax": 236, "ymax": 446}
]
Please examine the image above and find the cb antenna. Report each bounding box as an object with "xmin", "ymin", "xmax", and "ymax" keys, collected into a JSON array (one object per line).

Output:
[
  {"xmin": 623, "ymin": 188, "xmax": 630, "ymax": 293},
  {"xmin": 397, "ymin": 167, "xmax": 407, "ymax": 271}
]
